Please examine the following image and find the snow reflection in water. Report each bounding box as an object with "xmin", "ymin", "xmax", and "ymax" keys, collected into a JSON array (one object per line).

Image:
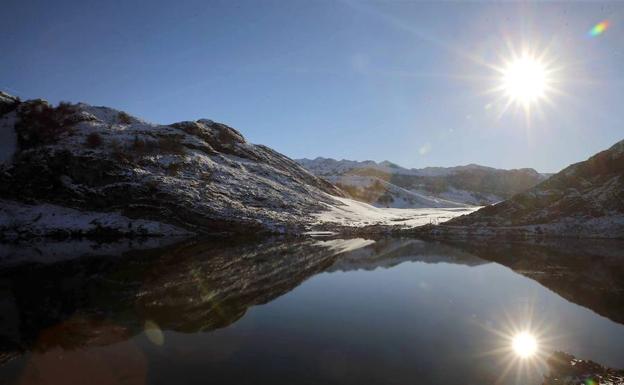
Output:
[{"xmin": 0, "ymin": 237, "xmax": 623, "ymax": 385}]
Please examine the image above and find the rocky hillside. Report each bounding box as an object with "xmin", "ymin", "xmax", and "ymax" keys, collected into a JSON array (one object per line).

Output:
[
  {"xmin": 297, "ymin": 157, "xmax": 546, "ymax": 208},
  {"xmin": 437, "ymin": 139, "xmax": 624, "ymax": 238},
  {"xmin": 0, "ymin": 92, "xmax": 345, "ymax": 239}
]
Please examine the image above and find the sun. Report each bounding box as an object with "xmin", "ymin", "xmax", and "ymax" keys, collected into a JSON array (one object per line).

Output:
[
  {"xmin": 512, "ymin": 332, "xmax": 538, "ymax": 358},
  {"xmin": 502, "ymin": 55, "xmax": 548, "ymax": 107},
  {"xmin": 488, "ymin": 45, "xmax": 560, "ymax": 119}
]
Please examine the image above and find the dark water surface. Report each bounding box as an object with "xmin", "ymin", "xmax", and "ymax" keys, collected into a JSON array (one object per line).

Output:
[{"xmin": 0, "ymin": 237, "xmax": 623, "ymax": 385}]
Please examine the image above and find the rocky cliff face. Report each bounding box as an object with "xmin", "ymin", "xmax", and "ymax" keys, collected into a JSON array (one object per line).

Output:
[
  {"xmin": 441, "ymin": 139, "xmax": 624, "ymax": 238},
  {"xmin": 297, "ymin": 157, "xmax": 546, "ymax": 208},
  {"xmin": 0, "ymin": 92, "xmax": 344, "ymax": 238}
]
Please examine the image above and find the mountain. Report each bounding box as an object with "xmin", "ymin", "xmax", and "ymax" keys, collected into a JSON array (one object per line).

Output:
[
  {"xmin": 0, "ymin": 92, "xmax": 348, "ymax": 239},
  {"xmin": 297, "ymin": 157, "xmax": 547, "ymax": 208},
  {"xmin": 435, "ymin": 139, "xmax": 624, "ymax": 238}
]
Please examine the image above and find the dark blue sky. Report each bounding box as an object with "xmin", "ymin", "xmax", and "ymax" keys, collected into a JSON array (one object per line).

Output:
[{"xmin": 2, "ymin": 0, "xmax": 623, "ymax": 172}]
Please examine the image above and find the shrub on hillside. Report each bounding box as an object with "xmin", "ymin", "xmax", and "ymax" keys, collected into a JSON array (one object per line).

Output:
[
  {"xmin": 158, "ymin": 136, "xmax": 185, "ymax": 154},
  {"xmin": 132, "ymin": 135, "xmax": 158, "ymax": 155},
  {"xmin": 85, "ymin": 132, "xmax": 103, "ymax": 148},
  {"xmin": 118, "ymin": 111, "xmax": 133, "ymax": 124},
  {"xmin": 109, "ymin": 139, "xmax": 131, "ymax": 163},
  {"xmin": 166, "ymin": 162, "xmax": 183, "ymax": 176},
  {"xmin": 15, "ymin": 100, "xmax": 77, "ymax": 149}
]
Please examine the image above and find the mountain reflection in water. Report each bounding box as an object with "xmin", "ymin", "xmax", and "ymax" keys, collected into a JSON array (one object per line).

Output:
[{"xmin": 0, "ymin": 237, "xmax": 623, "ymax": 385}]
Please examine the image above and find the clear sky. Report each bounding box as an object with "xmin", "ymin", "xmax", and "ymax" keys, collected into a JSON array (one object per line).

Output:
[{"xmin": 2, "ymin": 0, "xmax": 623, "ymax": 172}]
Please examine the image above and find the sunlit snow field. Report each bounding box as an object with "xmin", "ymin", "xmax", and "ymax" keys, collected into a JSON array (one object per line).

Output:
[{"xmin": 314, "ymin": 196, "xmax": 479, "ymax": 227}]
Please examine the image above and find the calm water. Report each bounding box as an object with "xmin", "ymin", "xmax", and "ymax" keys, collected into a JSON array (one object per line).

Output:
[{"xmin": 0, "ymin": 237, "xmax": 623, "ymax": 385}]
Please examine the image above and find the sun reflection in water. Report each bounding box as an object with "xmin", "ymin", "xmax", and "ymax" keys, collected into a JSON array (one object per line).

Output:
[
  {"xmin": 477, "ymin": 302, "xmax": 560, "ymax": 385},
  {"xmin": 512, "ymin": 331, "xmax": 538, "ymax": 358}
]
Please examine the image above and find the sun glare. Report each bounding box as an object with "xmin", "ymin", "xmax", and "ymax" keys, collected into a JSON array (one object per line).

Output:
[
  {"xmin": 502, "ymin": 56, "xmax": 547, "ymax": 107},
  {"xmin": 512, "ymin": 332, "xmax": 538, "ymax": 358},
  {"xmin": 489, "ymin": 45, "xmax": 560, "ymax": 120}
]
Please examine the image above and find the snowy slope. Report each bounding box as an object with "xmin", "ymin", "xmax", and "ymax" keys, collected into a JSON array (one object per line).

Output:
[
  {"xmin": 0, "ymin": 199, "xmax": 190, "ymax": 241},
  {"xmin": 0, "ymin": 93, "xmax": 348, "ymax": 238},
  {"xmin": 319, "ymin": 174, "xmax": 466, "ymax": 208},
  {"xmin": 313, "ymin": 196, "xmax": 478, "ymax": 227},
  {"xmin": 297, "ymin": 157, "xmax": 545, "ymax": 208}
]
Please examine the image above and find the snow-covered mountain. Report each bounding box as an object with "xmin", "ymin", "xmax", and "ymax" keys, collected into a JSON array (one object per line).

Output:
[
  {"xmin": 297, "ymin": 157, "xmax": 546, "ymax": 208},
  {"xmin": 0, "ymin": 92, "xmax": 477, "ymax": 239},
  {"xmin": 0, "ymin": 92, "xmax": 349, "ymax": 238},
  {"xmin": 437, "ymin": 139, "xmax": 624, "ymax": 238}
]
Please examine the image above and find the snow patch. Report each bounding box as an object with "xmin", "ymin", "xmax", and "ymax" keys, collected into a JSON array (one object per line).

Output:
[
  {"xmin": 313, "ymin": 196, "xmax": 479, "ymax": 228},
  {"xmin": 0, "ymin": 237, "xmax": 181, "ymax": 267},
  {"xmin": 314, "ymin": 238, "xmax": 376, "ymax": 253},
  {"xmin": 0, "ymin": 200, "xmax": 192, "ymax": 240}
]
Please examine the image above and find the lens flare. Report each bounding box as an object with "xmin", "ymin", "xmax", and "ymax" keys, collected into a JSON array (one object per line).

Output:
[
  {"xmin": 589, "ymin": 20, "xmax": 609, "ymax": 37},
  {"xmin": 144, "ymin": 320, "xmax": 164, "ymax": 346}
]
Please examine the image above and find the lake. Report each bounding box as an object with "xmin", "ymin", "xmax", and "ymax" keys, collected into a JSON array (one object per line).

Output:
[{"xmin": 0, "ymin": 237, "xmax": 623, "ymax": 385}]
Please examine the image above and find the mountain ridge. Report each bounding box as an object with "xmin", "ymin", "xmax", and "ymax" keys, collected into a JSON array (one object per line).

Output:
[
  {"xmin": 299, "ymin": 156, "xmax": 545, "ymax": 176},
  {"xmin": 297, "ymin": 157, "xmax": 548, "ymax": 208}
]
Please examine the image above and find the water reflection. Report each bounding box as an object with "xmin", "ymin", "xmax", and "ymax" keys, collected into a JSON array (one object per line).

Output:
[
  {"xmin": 444, "ymin": 239, "xmax": 624, "ymax": 325},
  {"xmin": 512, "ymin": 332, "xmax": 538, "ymax": 358},
  {"xmin": 0, "ymin": 237, "xmax": 622, "ymax": 384}
]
